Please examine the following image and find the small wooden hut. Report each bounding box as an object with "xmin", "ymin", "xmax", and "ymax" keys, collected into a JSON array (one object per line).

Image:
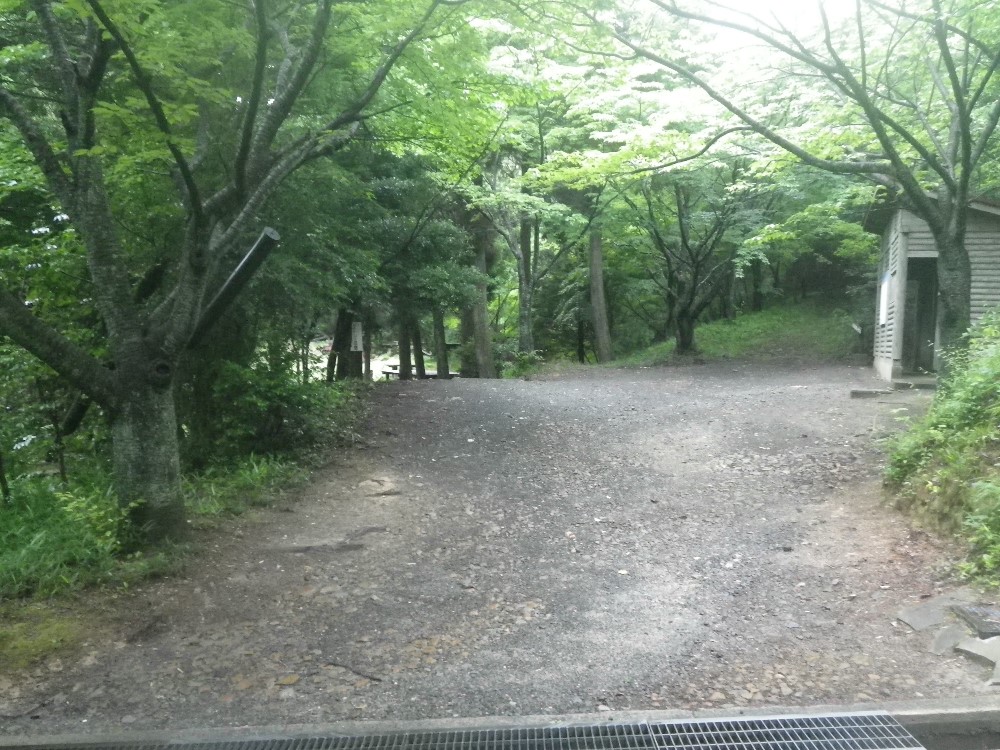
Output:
[{"xmin": 865, "ymin": 200, "xmax": 1000, "ymax": 382}]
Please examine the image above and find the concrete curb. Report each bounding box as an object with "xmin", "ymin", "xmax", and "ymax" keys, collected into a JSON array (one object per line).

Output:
[{"xmin": 2, "ymin": 696, "xmax": 998, "ymax": 749}]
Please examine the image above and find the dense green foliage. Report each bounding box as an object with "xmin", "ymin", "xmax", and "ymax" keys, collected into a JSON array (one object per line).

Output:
[{"xmin": 887, "ymin": 313, "xmax": 1000, "ymax": 582}]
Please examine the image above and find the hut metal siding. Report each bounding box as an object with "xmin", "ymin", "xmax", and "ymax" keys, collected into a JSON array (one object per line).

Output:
[
  {"xmin": 874, "ymin": 214, "xmax": 902, "ymax": 380},
  {"xmin": 874, "ymin": 205, "xmax": 1000, "ymax": 381},
  {"xmin": 897, "ymin": 209, "xmax": 1000, "ymax": 322}
]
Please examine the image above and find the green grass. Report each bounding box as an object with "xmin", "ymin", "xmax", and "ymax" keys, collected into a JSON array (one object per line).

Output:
[
  {"xmin": 0, "ymin": 455, "xmax": 308, "ymax": 670},
  {"xmin": 0, "ymin": 457, "xmax": 311, "ymax": 601},
  {"xmin": 618, "ymin": 300, "xmax": 859, "ymax": 367},
  {"xmin": 183, "ymin": 454, "xmax": 308, "ymax": 524},
  {"xmin": 0, "ymin": 477, "xmax": 182, "ymax": 601}
]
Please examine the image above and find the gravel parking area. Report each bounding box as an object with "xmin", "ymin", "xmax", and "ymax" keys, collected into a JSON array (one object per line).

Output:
[{"xmin": 1, "ymin": 361, "xmax": 992, "ymax": 737}]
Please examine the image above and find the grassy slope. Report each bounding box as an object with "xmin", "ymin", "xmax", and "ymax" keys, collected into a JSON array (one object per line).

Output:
[{"xmin": 619, "ymin": 300, "xmax": 859, "ymax": 367}]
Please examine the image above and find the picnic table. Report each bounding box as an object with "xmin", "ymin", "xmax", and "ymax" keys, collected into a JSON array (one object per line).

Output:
[{"xmin": 382, "ymin": 363, "xmax": 440, "ymax": 380}]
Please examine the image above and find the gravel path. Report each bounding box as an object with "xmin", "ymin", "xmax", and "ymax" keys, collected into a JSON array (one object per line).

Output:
[{"xmin": 1, "ymin": 361, "xmax": 993, "ymax": 736}]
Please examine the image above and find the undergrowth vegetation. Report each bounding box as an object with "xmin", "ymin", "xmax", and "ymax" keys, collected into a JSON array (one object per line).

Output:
[
  {"xmin": 886, "ymin": 311, "xmax": 1000, "ymax": 585},
  {"xmin": 0, "ymin": 380, "xmax": 367, "ymax": 602}
]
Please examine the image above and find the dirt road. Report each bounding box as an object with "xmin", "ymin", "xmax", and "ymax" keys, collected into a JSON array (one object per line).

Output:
[{"xmin": 1, "ymin": 362, "xmax": 992, "ymax": 736}]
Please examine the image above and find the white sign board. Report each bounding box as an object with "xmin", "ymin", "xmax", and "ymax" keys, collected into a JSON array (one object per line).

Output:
[{"xmin": 350, "ymin": 321, "xmax": 364, "ymax": 352}]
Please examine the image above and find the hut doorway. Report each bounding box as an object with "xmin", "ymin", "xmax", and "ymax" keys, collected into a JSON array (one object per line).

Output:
[{"xmin": 902, "ymin": 257, "xmax": 938, "ymax": 373}]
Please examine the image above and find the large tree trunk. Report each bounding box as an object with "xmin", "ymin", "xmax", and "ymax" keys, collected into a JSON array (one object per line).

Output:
[
  {"xmin": 663, "ymin": 272, "xmax": 678, "ymax": 337},
  {"xmin": 935, "ymin": 232, "xmax": 972, "ymax": 361},
  {"xmin": 675, "ymin": 313, "xmax": 697, "ymax": 354},
  {"xmin": 398, "ymin": 315, "xmax": 413, "ymax": 380},
  {"xmin": 412, "ymin": 318, "xmax": 426, "ymax": 379},
  {"xmin": 589, "ymin": 228, "xmax": 613, "ymax": 363},
  {"xmin": 432, "ymin": 307, "xmax": 450, "ymax": 379},
  {"xmin": 459, "ymin": 310, "xmax": 478, "ymax": 377},
  {"xmin": 332, "ymin": 309, "xmax": 363, "ymax": 380},
  {"xmin": 111, "ymin": 378, "xmax": 184, "ymax": 544},
  {"xmin": 471, "ymin": 218, "xmax": 497, "ymax": 378},
  {"xmin": 517, "ymin": 217, "xmax": 535, "ymax": 353}
]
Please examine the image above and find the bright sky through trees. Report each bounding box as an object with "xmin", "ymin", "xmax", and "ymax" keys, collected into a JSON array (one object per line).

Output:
[
  {"xmin": 700, "ymin": 0, "xmax": 859, "ymax": 47},
  {"xmin": 718, "ymin": 0, "xmax": 857, "ymax": 25}
]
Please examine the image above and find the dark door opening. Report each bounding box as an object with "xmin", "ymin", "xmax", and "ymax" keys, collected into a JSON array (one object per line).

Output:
[{"xmin": 902, "ymin": 257, "xmax": 938, "ymax": 373}]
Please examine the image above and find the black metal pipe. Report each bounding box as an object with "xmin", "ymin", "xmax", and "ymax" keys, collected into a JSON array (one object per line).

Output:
[{"xmin": 188, "ymin": 227, "xmax": 280, "ymax": 348}]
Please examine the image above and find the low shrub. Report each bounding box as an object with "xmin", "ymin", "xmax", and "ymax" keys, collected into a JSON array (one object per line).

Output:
[
  {"xmin": 960, "ymin": 480, "xmax": 1000, "ymax": 586},
  {"xmin": 886, "ymin": 311, "xmax": 1000, "ymax": 582},
  {"xmin": 502, "ymin": 350, "xmax": 544, "ymax": 379},
  {"xmin": 188, "ymin": 362, "xmax": 367, "ymax": 462}
]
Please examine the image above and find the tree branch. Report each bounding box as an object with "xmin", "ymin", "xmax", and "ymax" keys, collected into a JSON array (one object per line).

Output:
[
  {"xmin": 617, "ymin": 127, "xmax": 752, "ymax": 177},
  {"xmin": 865, "ymin": 0, "xmax": 994, "ymax": 57},
  {"xmin": 652, "ymin": 1, "xmax": 959, "ymax": 190},
  {"xmin": 234, "ymin": 0, "xmax": 271, "ymax": 200},
  {"xmin": 971, "ymin": 98, "xmax": 1000, "ymax": 167},
  {"xmin": 0, "ymin": 87, "xmax": 72, "ymax": 205},
  {"xmin": 320, "ymin": 0, "xmax": 463, "ymax": 133},
  {"xmin": 30, "ymin": 0, "xmax": 80, "ymax": 135},
  {"xmin": 608, "ymin": 32, "xmax": 891, "ymax": 178},
  {"xmin": 249, "ymin": 0, "xmax": 334, "ymax": 166},
  {"xmin": 0, "ymin": 285, "xmax": 116, "ymax": 407},
  {"xmin": 84, "ymin": 0, "xmax": 204, "ymax": 222}
]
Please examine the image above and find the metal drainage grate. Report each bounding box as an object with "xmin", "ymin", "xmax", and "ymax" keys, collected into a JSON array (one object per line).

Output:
[
  {"xmin": 647, "ymin": 714, "xmax": 921, "ymax": 750},
  {"xmin": 19, "ymin": 712, "xmax": 925, "ymax": 750}
]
